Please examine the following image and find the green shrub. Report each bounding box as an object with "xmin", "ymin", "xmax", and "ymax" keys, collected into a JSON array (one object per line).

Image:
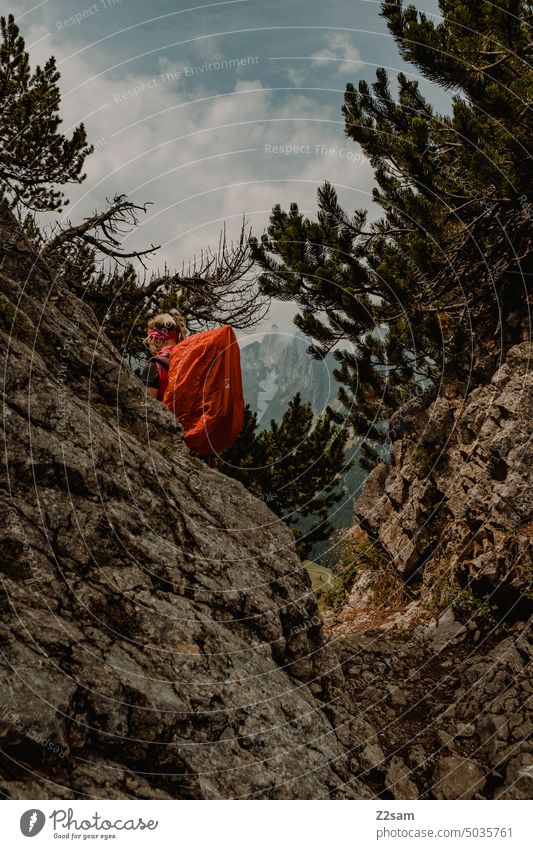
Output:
[
  {"xmin": 412, "ymin": 443, "xmax": 444, "ymax": 477},
  {"xmin": 320, "ymin": 529, "xmax": 405, "ymax": 612},
  {"xmin": 431, "ymin": 569, "xmax": 461, "ymax": 610},
  {"xmin": 452, "ymin": 587, "xmax": 500, "ymax": 631}
]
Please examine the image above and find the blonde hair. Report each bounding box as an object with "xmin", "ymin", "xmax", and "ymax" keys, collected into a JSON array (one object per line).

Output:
[{"xmin": 147, "ymin": 308, "xmax": 188, "ymax": 342}]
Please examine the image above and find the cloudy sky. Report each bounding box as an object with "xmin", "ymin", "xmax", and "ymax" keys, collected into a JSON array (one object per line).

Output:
[{"xmin": 14, "ymin": 0, "xmax": 445, "ymax": 339}]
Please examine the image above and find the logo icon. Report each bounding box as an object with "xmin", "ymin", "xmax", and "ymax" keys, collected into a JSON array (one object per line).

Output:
[{"xmin": 20, "ymin": 810, "xmax": 46, "ymax": 837}]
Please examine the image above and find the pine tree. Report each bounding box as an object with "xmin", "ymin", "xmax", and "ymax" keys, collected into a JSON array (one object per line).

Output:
[
  {"xmin": 0, "ymin": 15, "xmax": 92, "ymax": 210},
  {"xmin": 21, "ymin": 212, "xmax": 149, "ymax": 360},
  {"xmin": 251, "ymin": 0, "xmax": 532, "ymax": 468},
  {"xmin": 222, "ymin": 395, "xmax": 351, "ymax": 557}
]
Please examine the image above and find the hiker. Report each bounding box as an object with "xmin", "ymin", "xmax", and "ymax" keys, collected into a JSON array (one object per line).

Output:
[
  {"xmin": 142, "ymin": 312, "xmax": 244, "ymax": 467},
  {"xmin": 141, "ymin": 309, "xmax": 188, "ymax": 400},
  {"xmin": 141, "ymin": 309, "xmax": 216, "ymax": 467}
]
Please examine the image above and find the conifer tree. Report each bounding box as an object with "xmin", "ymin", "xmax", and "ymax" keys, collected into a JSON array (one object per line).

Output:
[
  {"xmin": 0, "ymin": 15, "xmax": 92, "ymax": 210},
  {"xmin": 222, "ymin": 395, "xmax": 351, "ymax": 556},
  {"xmin": 251, "ymin": 0, "xmax": 532, "ymax": 468},
  {"xmin": 33, "ymin": 216, "xmax": 262, "ymax": 362}
]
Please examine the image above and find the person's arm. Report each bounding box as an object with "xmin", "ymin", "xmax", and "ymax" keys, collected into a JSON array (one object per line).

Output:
[{"xmin": 140, "ymin": 360, "xmax": 159, "ymax": 398}]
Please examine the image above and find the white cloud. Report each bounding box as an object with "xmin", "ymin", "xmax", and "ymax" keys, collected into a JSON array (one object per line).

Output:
[
  {"xmin": 310, "ymin": 32, "xmax": 362, "ymax": 75},
  {"xmin": 284, "ymin": 66, "xmax": 307, "ymax": 88},
  {"xmin": 25, "ymin": 23, "xmax": 374, "ymax": 333}
]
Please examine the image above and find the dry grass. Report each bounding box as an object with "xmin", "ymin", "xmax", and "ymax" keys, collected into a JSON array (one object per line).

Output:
[
  {"xmin": 320, "ymin": 527, "xmax": 415, "ymax": 635},
  {"xmin": 323, "ymin": 599, "xmax": 432, "ymax": 639},
  {"xmin": 518, "ymin": 519, "xmax": 533, "ymax": 538}
]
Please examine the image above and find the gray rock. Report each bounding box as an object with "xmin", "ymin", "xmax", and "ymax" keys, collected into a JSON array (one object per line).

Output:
[
  {"xmin": 432, "ymin": 757, "xmax": 486, "ymax": 799},
  {"xmin": 2, "ymin": 200, "xmax": 530, "ymax": 802},
  {"xmin": 352, "ymin": 330, "xmax": 533, "ymax": 610},
  {"xmin": 456, "ymin": 723, "xmax": 476, "ymax": 738},
  {"xmin": 407, "ymin": 745, "xmax": 428, "ymax": 769},
  {"xmin": 361, "ymin": 742, "xmax": 386, "ymax": 771},
  {"xmin": 387, "ymin": 685, "xmax": 408, "ymax": 707},
  {"xmin": 385, "ymin": 756, "xmax": 419, "ymax": 799},
  {"xmin": 496, "ymin": 754, "xmax": 533, "ymax": 800},
  {"xmin": 353, "ymin": 462, "xmax": 391, "ymax": 530},
  {"xmin": 425, "ymin": 609, "xmax": 467, "ymax": 648},
  {"xmin": 436, "ymin": 729, "xmax": 455, "ymax": 749},
  {"xmin": 421, "ymin": 397, "xmax": 454, "ymax": 445}
]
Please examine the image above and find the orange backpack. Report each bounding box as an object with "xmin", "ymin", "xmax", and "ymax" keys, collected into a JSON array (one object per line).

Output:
[{"xmin": 162, "ymin": 325, "xmax": 244, "ymax": 456}]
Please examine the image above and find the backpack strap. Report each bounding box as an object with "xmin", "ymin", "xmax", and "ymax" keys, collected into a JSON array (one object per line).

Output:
[
  {"xmin": 155, "ymin": 352, "xmax": 170, "ymax": 369},
  {"xmin": 154, "ymin": 350, "xmax": 171, "ymax": 401}
]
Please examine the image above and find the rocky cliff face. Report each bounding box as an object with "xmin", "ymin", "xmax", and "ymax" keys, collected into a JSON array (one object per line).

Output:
[
  {"xmin": 0, "ymin": 203, "xmax": 365, "ymax": 800},
  {"xmin": 331, "ymin": 622, "xmax": 532, "ymax": 800},
  {"xmin": 327, "ymin": 344, "xmax": 532, "ymax": 799},
  {"xmin": 349, "ymin": 343, "xmax": 532, "ymax": 624}
]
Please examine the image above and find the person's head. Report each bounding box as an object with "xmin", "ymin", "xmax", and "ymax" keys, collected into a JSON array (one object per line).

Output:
[{"xmin": 145, "ymin": 309, "xmax": 188, "ymax": 356}]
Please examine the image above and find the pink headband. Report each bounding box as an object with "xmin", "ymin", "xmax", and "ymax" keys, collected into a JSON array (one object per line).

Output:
[{"xmin": 147, "ymin": 328, "xmax": 178, "ymax": 342}]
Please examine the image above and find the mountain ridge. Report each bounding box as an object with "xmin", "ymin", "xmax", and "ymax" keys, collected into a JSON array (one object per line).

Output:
[{"xmin": 240, "ymin": 327, "xmax": 339, "ymax": 429}]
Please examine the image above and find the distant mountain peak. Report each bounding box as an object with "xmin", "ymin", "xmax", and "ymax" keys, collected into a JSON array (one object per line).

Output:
[{"xmin": 240, "ymin": 329, "xmax": 340, "ymax": 429}]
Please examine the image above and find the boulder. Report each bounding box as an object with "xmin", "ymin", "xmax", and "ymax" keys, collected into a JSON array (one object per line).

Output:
[
  {"xmin": 385, "ymin": 756, "xmax": 419, "ymax": 799},
  {"xmin": 432, "ymin": 757, "xmax": 486, "ymax": 799}
]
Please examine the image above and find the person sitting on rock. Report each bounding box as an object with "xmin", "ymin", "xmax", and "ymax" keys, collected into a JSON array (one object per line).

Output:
[{"xmin": 141, "ymin": 309, "xmax": 188, "ymax": 400}]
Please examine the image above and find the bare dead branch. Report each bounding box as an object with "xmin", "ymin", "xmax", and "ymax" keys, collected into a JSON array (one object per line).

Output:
[
  {"xmin": 123, "ymin": 216, "xmax": 268, "ymax": 330},
  {"xmin": 42, "ymin": 194, "xmax": 160, "ymax": 268}
]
